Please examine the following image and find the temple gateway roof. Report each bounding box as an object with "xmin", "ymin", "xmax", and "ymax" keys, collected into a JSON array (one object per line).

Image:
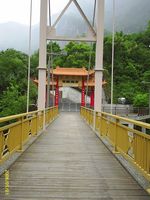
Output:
[{"xmin": 50, "ymin": 67, "xmax": 94, "ymax": 76}]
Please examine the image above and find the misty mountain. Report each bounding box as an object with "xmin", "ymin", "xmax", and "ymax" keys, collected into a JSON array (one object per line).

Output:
[
  {"xmin": 60, "ymin": 0, "xmax": 150, "ymax": 34},
  {"xmin": 0, "ymin": 22, "xmax": 39, "ymax": 53},
  {"xmin": 0, "ymin": 0, "xmax": 150, "ymax": 52},
  {"xmin": 108, "ymin": 0, "xmax": 150, "ymax": 33}
]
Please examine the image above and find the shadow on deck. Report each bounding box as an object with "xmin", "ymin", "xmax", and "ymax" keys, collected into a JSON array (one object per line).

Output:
[{"xmin": 0, "ymin": 112, "xmax": 149, "ymax": 199}]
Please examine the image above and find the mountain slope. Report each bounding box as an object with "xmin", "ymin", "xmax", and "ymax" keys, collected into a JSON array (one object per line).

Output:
[
  {"xmin": 0, "ymin": 22, "xmax": 39, "ymax": 53},
  {"xmin": 0, "ymin": 0, "xmax": 150, "ymax": 52}
]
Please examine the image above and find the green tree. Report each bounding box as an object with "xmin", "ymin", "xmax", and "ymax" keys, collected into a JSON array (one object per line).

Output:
[
  {"xmin": 0, "ymin": 84, "xmax": 27, "ymax": 116},
  {"xmin": 47, "ymin": 42, "xmax": 65, "ymax": 67},
  {"xmin": 133, "ymin": 93, "xmax": 149, "ymax": 107},
  {"xmin": 103, "ymin": 22, "xmax": 150, "ymax": 105},
  {"xmin": 143, "ymin": 70, "xmax": 150, "ymax": 82},
  {"xmin": 30, "ymin": 51, "xmax": 39, "ymax": 78},
  {"xmin": 63, "ymin": 42, "xmax": 95, "ymax": 68},
  {"xmin": 0, "ymin": 49, "xmax": 27, "ymax": 92},
  {"xmin": 0, "ymin": 49, "xmax": 38, "ymax": 117}
]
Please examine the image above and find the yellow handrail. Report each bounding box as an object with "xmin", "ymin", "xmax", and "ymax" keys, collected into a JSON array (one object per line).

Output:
[
  {"xmin": 80, "ymin": 106, "xmax": 150, "ymax": 182},
  {"xmin": 0, "ymin": 106, "xmax": 58, "ymax": 163}
]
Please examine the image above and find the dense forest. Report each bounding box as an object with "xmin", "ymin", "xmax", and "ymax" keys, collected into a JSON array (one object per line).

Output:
[{"xmin": 0, "ymin": 22, "xmax": 150, "ymax": 117}]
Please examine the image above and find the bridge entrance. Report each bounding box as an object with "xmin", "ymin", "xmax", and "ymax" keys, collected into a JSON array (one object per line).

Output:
[{"xmin": 34, "ymin": 67, "xmax": 106, "ymax": 109}]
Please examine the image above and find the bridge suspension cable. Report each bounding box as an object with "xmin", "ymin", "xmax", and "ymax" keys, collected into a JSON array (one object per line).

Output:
[
  {"xmin": 27, "ymin": 0, "xmax": 33, "ymax": 113},
  {"xmin": 110, "ymin": 0, "xmax": 116, "ymax": 114},
  {"xmin": 85, "ymin": 0, "xmax": 96, "ymax": 106},
  {"xmin": 47, "ymin": 0, "xmax": 52, "ymax": 108},
  {"xmin": 47, "ymin": 0, "xmax": 54, "ymax": 107}
]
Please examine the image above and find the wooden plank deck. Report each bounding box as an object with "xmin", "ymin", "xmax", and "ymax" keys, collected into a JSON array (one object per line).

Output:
[{"xmin": 0, "ymin": 112, "xmax": 149, "ymax": 199}]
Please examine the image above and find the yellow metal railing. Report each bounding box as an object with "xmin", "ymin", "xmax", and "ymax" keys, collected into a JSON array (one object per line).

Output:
[
  {"xmin": 81, "ymin": 106, "xmax": 150, "ymax": 182},
  {"xmin": 0, "ymin": 106, "xmax": 58, "ymax": 163}
]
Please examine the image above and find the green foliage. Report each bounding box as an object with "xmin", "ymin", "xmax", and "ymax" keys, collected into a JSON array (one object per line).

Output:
[
  {"xmin": 0, "ymin": 81, "xmax": 37, "ymax": 117},
  {"xmin": 47, "ymin": 42, "xmax": 64, "ymax": 67},
  {"xmin": 30, "ymin": 51, "xmax": 39, "ymax": 78},
  {"xmin": 1, "ymin": 21, "xmax": 150, "ymax": 117},
  {"xmin": 47, "ymin": 41, "xmax": 61, "ymax": 53},
  {"xmin": 0, "ymin": 49, "xmax": 27, "ymax": 92},
  {"xmin": 63, "ymin": 42, "xmax": 95, "ymax": 68},
  {"xmin": 114, "ymin": 81, "xmax": 141, "ymax": 104},
  {"xmin": 46, "ymin": 41, "xmax": 95, "ymax": 68},
  {"xmin": 0, "ymin": 49, "xmax": 37, "ymax": 117},
  {"xmin": 133, "ymin": 93, "xmax": 149, "ymax": 107},
  {"xmin": 104, "ymin": 22, "xmax": 150, "ymax": 105},
  {"xmin": 0, "ymin": 84, "xmax": 27, "ymax": 117},
  {"xmin": 143, "ymin": 70, "xmax": 150, "ymax": 82}
]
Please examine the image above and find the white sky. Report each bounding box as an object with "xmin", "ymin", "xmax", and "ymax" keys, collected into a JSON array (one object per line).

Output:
[{"xmin": 0, "ymin": 0, "xmax": 69, "ymax": 25}]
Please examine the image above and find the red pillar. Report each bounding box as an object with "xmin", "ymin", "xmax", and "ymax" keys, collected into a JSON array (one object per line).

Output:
[
  {"xmin": 90, "ymin": 88, "xmax": 94, "ymax": 108},
  {"xmin": 55, "ymin": 76, "xmax": 59, "ymax": 106},
  {"xmin": 81, "ymin": 77, "xmax": 85, "ymax": 106}
]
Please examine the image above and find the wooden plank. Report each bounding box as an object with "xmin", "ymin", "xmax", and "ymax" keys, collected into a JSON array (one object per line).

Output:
[{"xmin": 0, "ymin": 113, "xmax": 149, "ymax": 199}]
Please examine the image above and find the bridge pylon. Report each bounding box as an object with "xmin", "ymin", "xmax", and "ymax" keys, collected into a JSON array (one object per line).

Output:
[{"xmin": 38, "ymin": 0, "xmax": 105, "ymax": 112}]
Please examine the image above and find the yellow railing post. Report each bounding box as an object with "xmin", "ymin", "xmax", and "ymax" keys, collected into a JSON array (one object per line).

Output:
[
  {"xmin": 53, "ymin": 107, "xmax": 55, "ymax": 119},
  {"xmin": 100, "ymin": 113, "xmax": 103, "ymax": 136},
  {"xmin": 49, "ymin": 108, "xmax": 51, "ymax": 122},
  {"xmin": 93, "ymin": 110, "xmax": 96, "ymax": 130},
  {"xmin": 52, "ymin": 108, "xmax": 54, "ymax": 120},
  {"xmin": 99, "ymin": 113, "xmax": 102, "ymax": 136},
  {"xmin": 19, "ymin": 116, "xmax": 23, "ymax": 151},
  {"xmin": 42, "ymin": 110, "xmax": 45, "ymax": 130},
  {"xmin": 95, "ymin": 112, "xmax": 99, "ymax": 131},
  {"xmin": 36, "ymin": 112, "xmax": 39, "ymax": 135},
  {"xmin": 51, "ymin": 108, "xmax": 54, "ymax": 121},
  {"xmin": 114, "ymin": 118, "xmax": 119, "ymax": 153}
]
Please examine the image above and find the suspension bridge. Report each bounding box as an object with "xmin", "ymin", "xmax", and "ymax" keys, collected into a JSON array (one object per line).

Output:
[{"xmin": 0, "ymin": 0, "xmax": 150, "ymax": 199}]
